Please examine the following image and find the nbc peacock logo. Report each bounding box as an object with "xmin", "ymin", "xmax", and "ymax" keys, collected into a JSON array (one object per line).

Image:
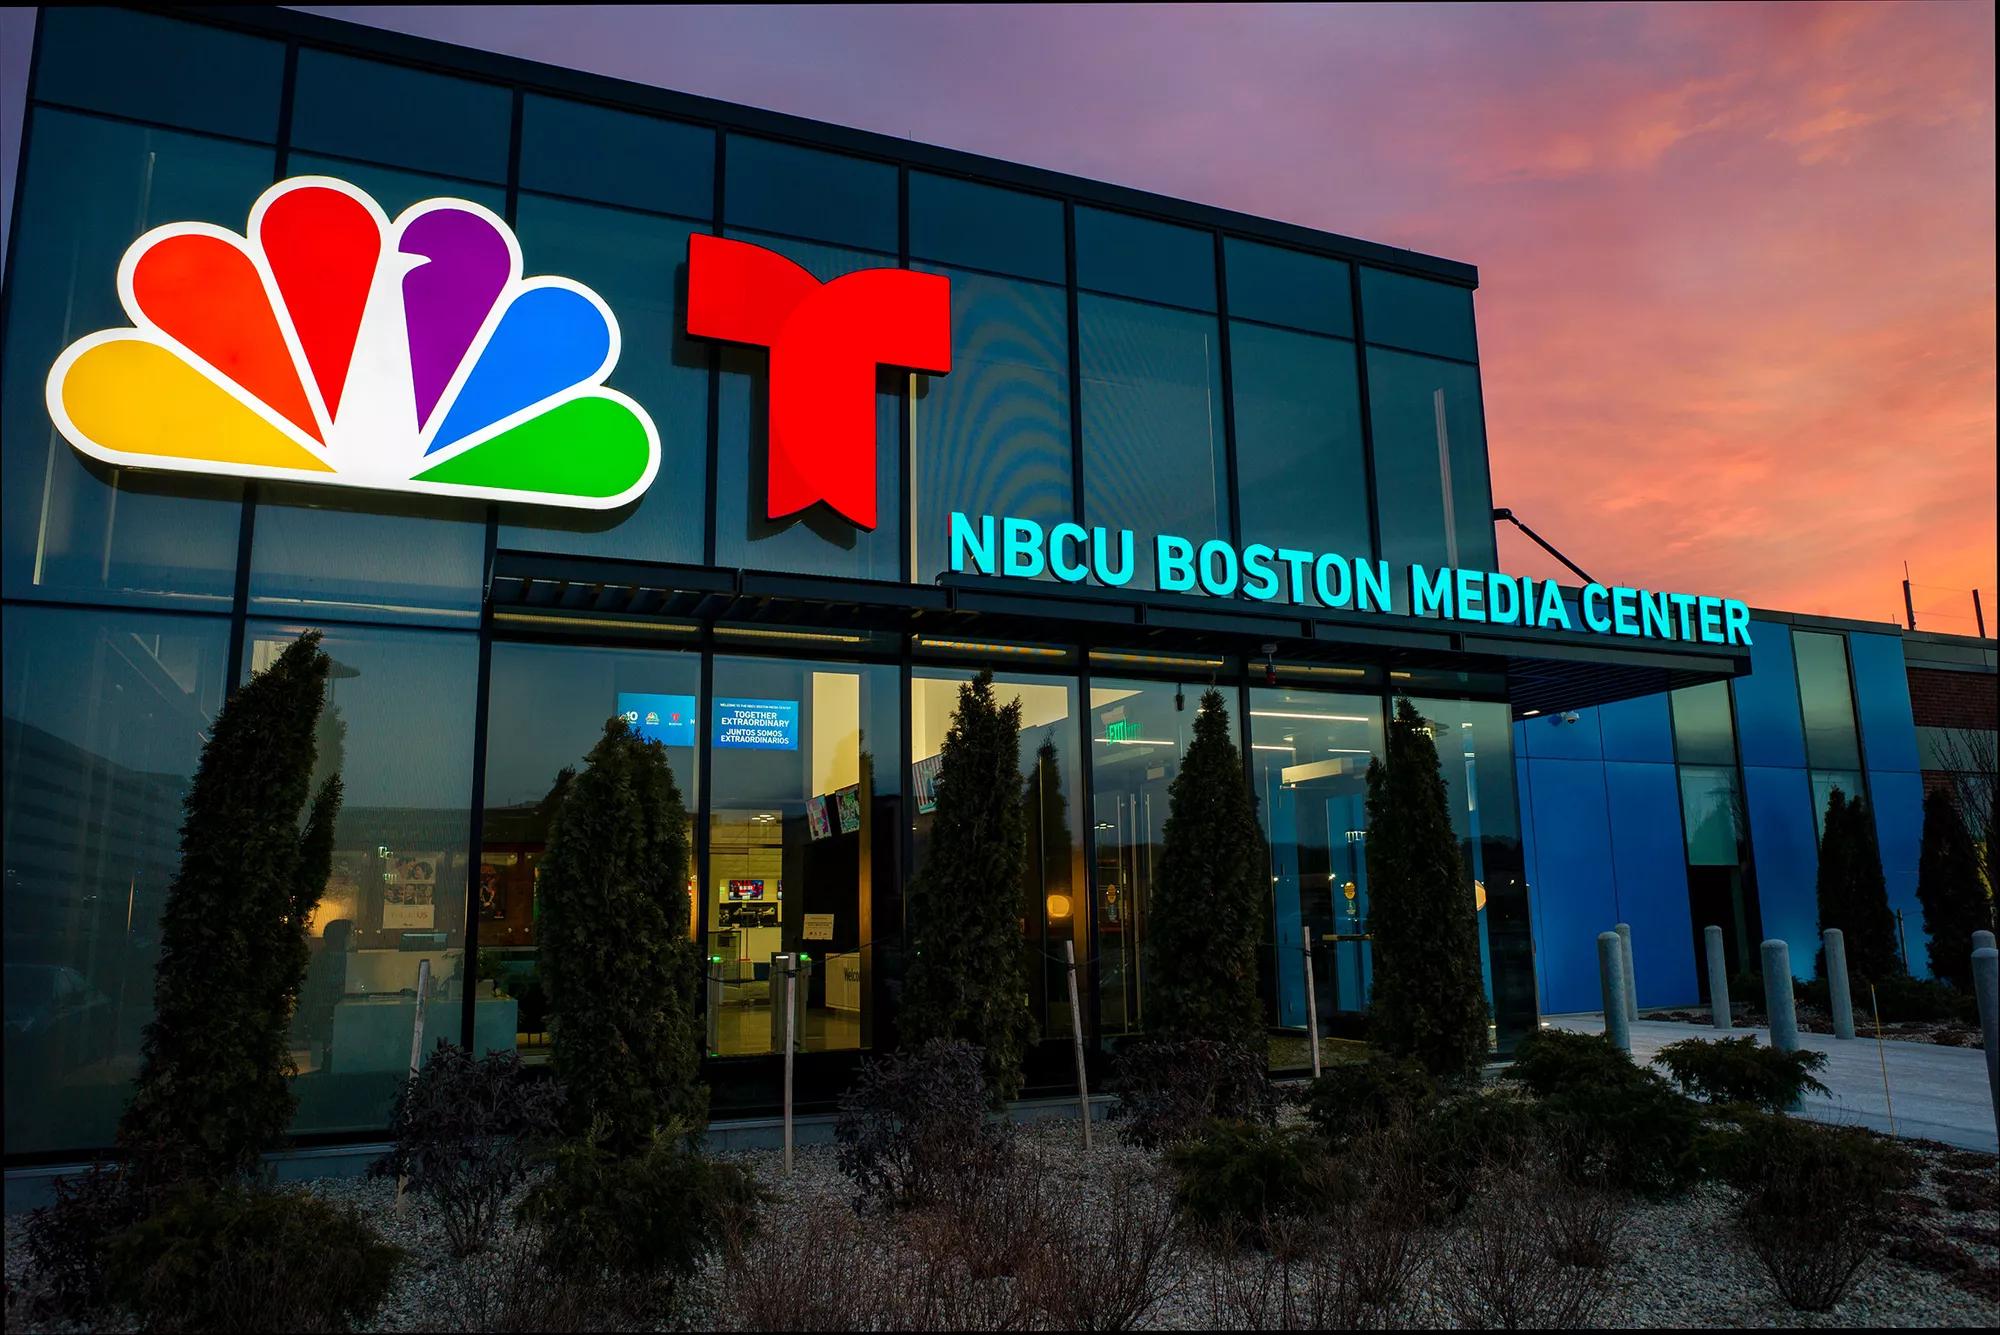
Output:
[{"xmin": 44, "ymin": 176, "xmax": 661, "ymax": 509}]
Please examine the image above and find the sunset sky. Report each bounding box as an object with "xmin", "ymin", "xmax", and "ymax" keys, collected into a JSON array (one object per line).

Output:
[{"xmin": 296, "ymin": 4, "xmax": 1989, "ymax": 630}]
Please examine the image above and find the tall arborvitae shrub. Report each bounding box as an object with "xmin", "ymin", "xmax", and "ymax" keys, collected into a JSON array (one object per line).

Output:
[
  {"xmin": 1146, "ymin": 689, "xmax": 1266, "ymax": 1049},
  {"xmin": 1814, "ymin": 788, "xmax": 1902, "ymax": 981},
  {"xmin": 538, "ymin": 718, "xmax": 704, "ymax": 1152},
  {"xmin": 1915, "ymin": 788, "xmax": 1992, "ymax": 989},
  {"xmin": 1366, "ymin": 698, "xmax": 1488, "ymax": 1081},
  {"xmin": 119, "ymin": 632, "xmax": 341, "ymax": 1185},
  {"xmin": 902, "ymin": 672, "xmax": 1033, "ymax": 1101}
]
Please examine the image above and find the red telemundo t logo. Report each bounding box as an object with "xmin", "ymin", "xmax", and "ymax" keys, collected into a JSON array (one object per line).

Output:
[{"xmin": 687, "ymin": 234, "xmax": 951, "ymax": 531}]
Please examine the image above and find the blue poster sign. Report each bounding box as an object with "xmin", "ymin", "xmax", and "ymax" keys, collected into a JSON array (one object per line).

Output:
[
  {"xmin": 617, "ymin": 692, "xmax": 697, "ymax": 746},
  {"xmin": 713, "ymin": 698, "xmax": 799, "ymax": 750}
]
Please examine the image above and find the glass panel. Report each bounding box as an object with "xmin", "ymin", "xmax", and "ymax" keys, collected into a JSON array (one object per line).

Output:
[
  {"xmin": 709, "ymin": 656, "xmax": 898, "ymax": 1056},
  {"xmin": 2, "ymin": 606, "xmax": 229, "ymax": 1157},
  {"xmin": 1810, "ymin": 769, "xmax": 1866, "ymax": 837},
  {"xmin": 1248, "ymin": 689, "xmax": 1385, "ymax": 1036},
  {"xmin": 713, "ymin": 233, "xmax": 903, "ymax": 580},
  {"xmin": 908, "ymin": 172, "xmax": 1064, "ymax": 284},
  {"xmin": 1410, "ymin": 697, "xmax": 1529, "ymax": 1050},
  {"xmin": 723, "ymin": 135, "xmax": 896, "ymax": 252},
  {"xmin": 34, "ymin": 7, "xmax": 284, "ymax": 141},
  {"xmin": 1229, "ymin": 322, "xmax": 1369, "ymax": 589},
  {"xmin": 1670, "ymin": 682, "xmax": 1737, "ymax": 766},
  {"xmin": 1793, "ymin": 630, "xmax": 1863, "ymax": 771},
  {"xmin": 498, "ymin": 195, "xmax": 709, "ymax": 565},
  {"xmin": 290, "ymin": 50, "xmax": 511, "ymax": 184},
  {"xmin": 1088, "ymin": 677, "xmax": 1233, "ymax": 1036},
  {"xmin": 1679, "ymin": 764, "xmax": 1746, "ymax": 866},
  {"xmin": 249, "ymin": 486, "xmax": 486, "ymax": 626},
  {"xmin": 1074, "ymin": 206, "xmax": 1216, "ymax": 310},
  {"xmin": 246, "ymin": 621, "xmax": 478, "ymax": 1136},
  {"xmin": 482, "ymin": 641, "xmax": 701, "ymax": 1061},
  {"xmin": 911, "ymin": 267, "xmax": 1071, "ymax": 583},
  {"xmin": 1359, "ymin": 267, "xmax": 1477, "ymax": 362},
  {"xmin": 520, "ymin": 95, "xmax": 713, "ymax": 218},
  {"xmin": 1367, "ymin": 347, "xmax": 1495, "ymax": 602},
  {"xmin": 1223, "ymin": 238, "xmax": 1352, "ymax": 337},
  {"xmin": 3, "ymin": 111, "xmax": 269, "ymax": 609},
  {"xmin": 285, "ymin": 154, "xmax": 505, "ymax": 217},
  {"xmin": 911, "ymin": 669, "xmax": 1084, "ymax": 1045},
  {"xmin": 1078, "ymin": 294, "xmax": 1228, "ymax": 590}
]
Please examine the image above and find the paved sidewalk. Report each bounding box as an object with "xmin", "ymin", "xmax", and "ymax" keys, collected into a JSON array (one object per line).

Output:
[{"xmin": 1547, "ymin": 1014, "xmax": 1999, "ymax": 1153}]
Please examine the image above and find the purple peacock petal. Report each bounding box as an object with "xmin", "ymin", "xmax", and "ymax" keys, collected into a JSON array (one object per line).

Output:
[{"xmin": 399, "ymin": 209, "xmax": 511, "ymax": 429}]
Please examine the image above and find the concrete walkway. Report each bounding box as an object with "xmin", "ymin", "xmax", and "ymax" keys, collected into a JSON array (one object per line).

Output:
[{"xmin": 1548, "ymin": 1014, "xmax": 1999, "ymax": 1153}]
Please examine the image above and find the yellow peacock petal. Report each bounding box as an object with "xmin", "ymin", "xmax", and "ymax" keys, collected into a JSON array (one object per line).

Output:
[{"xmin": 60, "ymin": 338, "xmax": 332, "ymax": 473}]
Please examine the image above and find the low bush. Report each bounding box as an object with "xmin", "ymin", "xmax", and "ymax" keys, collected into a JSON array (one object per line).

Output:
[
  {"xmin": 1444, "ymin": 1165, "xmax": 1619, "ymax": 1330},
  {"xmin": 1404, "ymin": 1089, "xmax": 1545, "ymax": 1215},
  {"xmin": 1110, "ymin": 1036, "xmax": 1277, "ymax": 1149},
  {"xmin": 1503, "ymin": 1028, "xmax": 1646, "ymax": 1097},
  {"xmin": 1300, "ymin": 1053, "xmax": 1439, "ymax": 1145},
  {"xmin": 1867, "ymin": 973, "xmax": 1983, "ymax": 1025},
  {"xmin": 104, "ymin": 1184, "xmax": 402, "ymax": 1332},
  {"xmin": 516, "ymin": 1123, "xmax": 767, "ymax": 1283},
  {"xmin": 1707, "ymin": 1113, "xmax": 1913, "ymax": 1312},
  {"xmin": 1538, "ymin": 1073, "xmax": 1704, "ymax": 1197},
  {"xmin": 1652, "ymin": 1035, "xmax": 1830, "ymax": 1111},
  {"xmin": 21, "ymin": 1165, "xmax": 139, "ymax": 1318},
  {"xmin": 1167, "ymin": 1120, "xmax": 1343, "ymax": 1247},
  {"xmin": 1023, "ymin": 1165, "xmax": 1185, "ymax": 1331},
  {"xmin": 370, "ymin": 1043, "xmax": 564, "ymax": 1257},
  {"xmin": 834, "ymin": 1038, "xmax": 1013, "ymax": 1212}
]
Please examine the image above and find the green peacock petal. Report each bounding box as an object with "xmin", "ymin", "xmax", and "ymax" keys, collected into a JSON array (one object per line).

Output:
[{"xmin": 414, "ymin": 395, "xmax": 653, "ymax": 498}]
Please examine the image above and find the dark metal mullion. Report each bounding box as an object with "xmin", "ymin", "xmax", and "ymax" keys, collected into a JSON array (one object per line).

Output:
[
  {"xmin": 694, "ymin": 632, "xmax": 717, "ymax": 1058},
  {"xmin": 702, "ymin": 129, "xmax": 725, "ymax": 570},
  {"xmin": 1062, "ymin": 203, "xmax": 1085, "ymax": 531},
  {"xmin": 1074, "ymin": 655, "xmax": 1102, "ymax": 1063},
  {"xmin": 1212, "ymin": 232, "xmax": 1242, "ymax": 551},
  {"xmin": 1347, "ymin": 266, "xmax": 1384, "ymax": 566},
  {"xmin": 893, "ymin": 641, "xmax": 914, "ymax": 1052},
  {"xmin": 897, "ymin": 163, "xmax": 913, "ymax": 586}
]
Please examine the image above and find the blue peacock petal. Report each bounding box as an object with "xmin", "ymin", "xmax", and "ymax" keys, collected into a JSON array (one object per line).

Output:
[{"xmin": 426, "ymin": 285, "xmax": 611, "ymax": 454}]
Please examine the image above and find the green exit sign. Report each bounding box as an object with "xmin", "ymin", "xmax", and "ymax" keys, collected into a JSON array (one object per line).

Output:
[{"xmin": 1106, "ymin": 719, "xmax": 1138, "ymax": 743}]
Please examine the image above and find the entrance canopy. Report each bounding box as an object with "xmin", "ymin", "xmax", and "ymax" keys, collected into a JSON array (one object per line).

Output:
[{"xmin": 490, "ymin": 551, "xmax": 1749, "ymax": 719}]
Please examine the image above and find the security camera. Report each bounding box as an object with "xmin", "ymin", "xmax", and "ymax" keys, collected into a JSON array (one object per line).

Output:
[{"xmin": 1560, "ymin": 711, "xmax": 1581, "ymax": 725}]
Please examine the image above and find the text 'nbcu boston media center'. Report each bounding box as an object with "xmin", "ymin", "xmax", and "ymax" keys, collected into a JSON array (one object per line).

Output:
[{"xmin": 3, "ymin": 6, "xmax": 1994, "ymax": 1164}]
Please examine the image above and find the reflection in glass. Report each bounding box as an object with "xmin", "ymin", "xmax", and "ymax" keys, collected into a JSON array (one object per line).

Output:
[
  {"xmin": 2, "ymin": 111, "xmax": 266, "ymax": 609},
  {"xmin": 1671, "ymin": 682, "xmax": 1737, "ymax": 766},
  {"xmin": 1230, "ymin": 322, "xmax": 1370, "ymax": 583},
  {"xmin": 1088, "ymin": 678, "xmax": 1228, "ymax": 1034},
  {"xmin": 1249, "ymin": 690, "xmax": 1384, "ymax": 1031},
  {"xmin": 290, "ymin": 49, "xmax": 511, "ymax": 183},
  {"xmin": 1073, "ymin": 207, "xmax": 1216, "ymax": 311},
  {"xmin": 1793, "ymin": 631, "xmax": 1863, "ymax": 771},
  {"xmin": 724, "ymin": 135, "xmax": 897, "ymax": 253},
  {"xmin": 911, "ymin": 267, "xmax": 1071, "ymax": 583},
  {"xmin": 1367, "ymin": 348, "xmax": 1495, "ymax": 605},
  {"xmin": 1078, "ymin": 295, "xmax": 1228, "ymax": 590},
  {"xmin": 1358, "ymin": 268, "xmax": 1478, "ymax": 362},
  {"xmin": 245, "ymin": 622, "xmax": 478, "ymax": 1135},
  {"xmin": 482, "ymin": 642, "xmax": 702, "ymax": 1061},
  {"xmin": 708, "ymin": 657, "xmax": 897, "ymax": 1056},
  {"xmin": 1811, "ymin": 770, "xmax": 1866, "ymax": 838},
  {"xmin": 912, "ymin": 670, "xmax": 1084, "ymax": 1044},
  {"xmin": 1223, "ymin": 238, "xmax": 1352, "ymax": 338},
  {"xmin": 908, "ymin": 173, "xmax": 1065, "ymax": 285},
  {"xmin": 2, "ymin": 606, "xmax": 229, "ymax": 1155}
]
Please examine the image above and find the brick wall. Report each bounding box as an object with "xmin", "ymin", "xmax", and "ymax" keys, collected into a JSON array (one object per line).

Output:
[{"xmin": 1906, "ymin": 666, "xmax": 1997, "ymax": 731}]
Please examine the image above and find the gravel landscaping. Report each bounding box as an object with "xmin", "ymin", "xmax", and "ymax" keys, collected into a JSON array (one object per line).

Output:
[{"xmin": 10, "ymin": 1111, "xmax": 1995, "ymax": 1331}]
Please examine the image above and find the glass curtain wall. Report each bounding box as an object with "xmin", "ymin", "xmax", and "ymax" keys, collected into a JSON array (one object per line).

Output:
[
  {"xmin": 245, "ymin": 621, "xmax": 479, "ymax": 1135},
  {"xmin": 1248, "ymin": 689, "xmax": 1385, "ymax": 1035},
  {"xmin": 707, "ymin": 654, "xmax": 897, "ymax": 1057},
  {"xmin": 1086, "ymin": 676, "xmax": 1228, "ymax": 1035},
  {"xmin": 911, "ymin": 668, "xmax": 1085, "ymax": 1052},
  {"xmin": 1671, "ymin": 681, "xmax": 1761, "ymax": 987},
  {"xmin": 480, "ymin": 639, "xmax": 702, "ymax": 1061}
]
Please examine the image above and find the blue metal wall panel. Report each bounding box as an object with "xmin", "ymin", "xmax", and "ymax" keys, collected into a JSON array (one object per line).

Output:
[
  {"xmin": 1849, "ymin": 632, "xmax": 1923, "ymax": 774},
  {"xmin": 1733, "ymin": 622, "xmax": 1807, "ymax": 769},
  {"xmin": 1521, "ymin": 707, "xmax": 1603, "ymax": 760},
  {"xmin": 1603, "ymin": 761, "xmax": 1698, "ymax": 1007},
  {"xmin": 1868, "ymin": 767, "xmax": 1929, "ymax": 978},
  {"xmin": 1521, "ymin": 757, "xmax": 1618, "ymax": 1013},
  {"xmin": 1742, "ymin": 764, "xmax": 1819, "ymax": 977},
  {"xmin": 1598, "ymin": 692, "xmax": 1675, "ymax": 763}
]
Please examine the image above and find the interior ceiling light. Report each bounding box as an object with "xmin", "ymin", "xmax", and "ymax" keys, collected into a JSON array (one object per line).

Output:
[{"xmin": 1250, "ymin": 710, "xmax": 1371, "ymax": 723}]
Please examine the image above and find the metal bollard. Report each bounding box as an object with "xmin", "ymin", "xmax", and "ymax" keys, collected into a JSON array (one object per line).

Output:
[
  {"xmin": 1975, "ymin": 929, "xmax": 1997, "ymax": 954},
  {"xmin": 1615, "ymin": 922, "xmax": 1638, "ymax": 1021},
  {"xmin": 1704, "ymin": 925, "xmax": 1731, "ymax": 1030},
  {"xmin": 1973, "ymin": 945, "xmax": 1998, "ymax": 1151},
  {"xmin": 1822, "ymin": 928, "xmax": 1855, "ymax": 1040},
  {"xmin": 1598, "ymin": 931, "xmax": 1631, "ymax": 1051},
  {"xmin": 1761, "ymin": 939, "xmax": 1798, "ymax": 1054}
]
